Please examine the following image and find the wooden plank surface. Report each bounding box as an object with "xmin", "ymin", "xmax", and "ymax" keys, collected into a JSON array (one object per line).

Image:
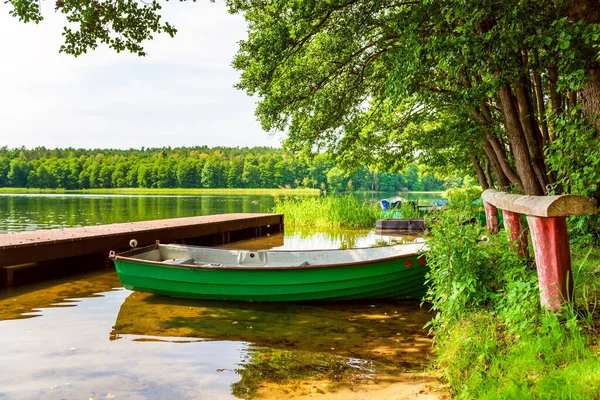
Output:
[
  {"xmin": 482, "ymin": 189, "xmax": 597, "ymax": 217},
  {"xmin": 0, "ymin": 213, "xmax": 283, "ymax": 267}
]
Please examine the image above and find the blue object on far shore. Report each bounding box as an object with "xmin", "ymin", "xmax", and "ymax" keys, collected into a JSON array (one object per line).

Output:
[{"xmin": 378, "ymin": 196, "xmax": 406, "ymax": 210}]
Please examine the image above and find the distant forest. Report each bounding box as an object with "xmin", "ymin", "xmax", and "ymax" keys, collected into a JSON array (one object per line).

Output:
[{"xmin": 0, "ymin": 146, "xmax": 456, "ymax": 192}]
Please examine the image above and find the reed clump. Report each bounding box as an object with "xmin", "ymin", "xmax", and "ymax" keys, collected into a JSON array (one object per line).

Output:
[{"xmin": 273, "ymin": 196, "xmax": 383, "ymax": 228}]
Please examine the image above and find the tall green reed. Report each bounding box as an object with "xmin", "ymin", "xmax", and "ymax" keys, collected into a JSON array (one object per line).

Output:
[{"xmin": 273, "ymin": 195, "xmax": 383, "ymax": 228}]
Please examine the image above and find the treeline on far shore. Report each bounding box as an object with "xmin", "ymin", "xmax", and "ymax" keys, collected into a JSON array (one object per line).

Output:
[{"xmin": 0, "ymin": 146, "xmax": 463, "ymax": 192}]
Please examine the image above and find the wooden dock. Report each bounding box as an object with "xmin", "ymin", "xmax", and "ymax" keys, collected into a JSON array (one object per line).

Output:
[
  {"xmin": 375, "ymin": 218, "xmax": 427, "ymax": 231},
  {"xmin": 0, "ymin": 213, "xmax": 283, "ymax": 285}
]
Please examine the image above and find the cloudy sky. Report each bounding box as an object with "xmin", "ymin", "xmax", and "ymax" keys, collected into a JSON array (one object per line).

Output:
[{"xmin": 0, "ymin": 2, "xmax": 281, "ymax": 149}]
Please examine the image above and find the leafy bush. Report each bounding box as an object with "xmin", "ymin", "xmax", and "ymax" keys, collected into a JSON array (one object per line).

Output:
[
  {"xmin": 547, "ymin": 107, "xmax": 600, "ymax": 245},
  {"xmin": 425, "ymin": 208, "xmax": 600, "ymax": 398},
  {"xmin": 424, "ymin": 208, "xmax": 533, "ymax": 329},
  {"xmin": 446, "ymin": 186, "xmax": 483, "ymax": 212}
]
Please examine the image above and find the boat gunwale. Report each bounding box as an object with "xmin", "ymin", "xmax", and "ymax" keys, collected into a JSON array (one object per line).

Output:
[{"xmin": 111, "ymin": 243, "xmax": 426, "ymax": 271}]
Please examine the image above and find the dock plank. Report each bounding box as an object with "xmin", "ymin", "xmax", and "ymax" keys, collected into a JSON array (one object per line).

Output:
[{"xmin": 0, "ymin": 213, "xmax": 283, "ymax": 267}]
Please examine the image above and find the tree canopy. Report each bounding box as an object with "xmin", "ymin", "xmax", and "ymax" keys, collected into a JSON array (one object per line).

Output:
[
  {"xmin": 230, "ymin": 0, "xmax": 600, "ymax": 198},
  {"xmin": 6, "ymin": 0, "xmax": 600, "ymax": 203},
  {"xmin": 0, "ymin": 146, "xmax": 450, "ymax": 191}
]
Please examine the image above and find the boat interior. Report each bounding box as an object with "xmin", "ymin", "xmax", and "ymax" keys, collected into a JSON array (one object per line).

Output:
[{"xmin": 123, "ymin": 243, "xmax": 426, "ymax": 268}]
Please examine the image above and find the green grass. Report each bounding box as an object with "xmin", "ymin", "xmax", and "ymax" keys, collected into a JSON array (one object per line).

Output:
[
  {"xmin": 437, "ymin": 310, "xmax": 600, "ymax": 399},
  {"xmin": 0, "ymin": 187, "xmax": 320, "ymax": 196},
  {"xmin": 431, "ymin": 241, "xmax": 600, "ymax": 399},
  {"xmin": 273, "ymin": 195, "xmax": 385, "ymax": 228}
]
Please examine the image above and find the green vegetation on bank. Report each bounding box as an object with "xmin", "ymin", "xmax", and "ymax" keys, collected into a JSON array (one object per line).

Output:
[
  {"xmin": 0, "ymin": 146, "xmax": 453, "ymax": 193},
  {"xmin": 0, "ymin": 187, "xmax": 319, "ymax": 196},
  {"xmin": 425, "ymin": 188, "xmax": 600, "ymax": 398},
  {"xmin": 272, "ymin": 195, "xmax": 433, "ymax": 228}
]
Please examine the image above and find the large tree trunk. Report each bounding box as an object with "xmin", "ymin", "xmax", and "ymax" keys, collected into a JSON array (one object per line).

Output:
[
  {"xmin": 514, "ymin": 81, "xmax": 549, "ymax": 190},
  {"xmin": 579, "ymin": 66, "xmax": 600, "ymax": 137},
  {"xmin": 497, "ymin": 85, "xmax": 544, "ymax": 195},
  {"xmin": 470, "ymin": 104, "xmax": 522, "ymax": 190},
  {"xmin": 483, "ymin": 158, "xmax": 494, "ymax": 189},
  {"xmin": 568, "ymin": 0, "xmax": 600, "ymax": 136}
]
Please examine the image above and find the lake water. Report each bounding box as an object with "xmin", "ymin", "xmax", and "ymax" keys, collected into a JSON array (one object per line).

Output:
[
  {"xmin": 0, "ymin": 193, "xmax": 442, "ymax": 399},
  {"xmin": 0, "ymin": 191, "xmax": 442, "ymax": 233}
]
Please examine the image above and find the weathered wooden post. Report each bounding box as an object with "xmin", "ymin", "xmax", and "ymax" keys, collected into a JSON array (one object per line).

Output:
[
  {"xmin": 527, "ymin": 216, "xmax": 572, "ymax": 310},
  {"xmin": 483, "ymin": 201, "xmax": 500, "ymax": 234},
  {"xmin": 481, "ymin": 189, "xmax": 597, "ymax": 311},
  {"xmin": 502, "ymin": 210, "xmax": 528, "ymax": 257}
]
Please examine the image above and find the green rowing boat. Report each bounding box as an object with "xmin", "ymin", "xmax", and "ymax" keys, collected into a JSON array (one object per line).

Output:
[{"xmin": 110, "ymin": 243, "xmax": 428, "ymax": 301}]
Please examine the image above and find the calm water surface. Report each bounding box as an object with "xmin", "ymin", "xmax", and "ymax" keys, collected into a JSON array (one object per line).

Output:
[
  {"xmin": 0, "ymin": 193, "xmax": 276, "ymax": 233},
  {"xmin": 0, "ymin": 270, "xmax": 436, "ymax": 399},
  {"xmin": 0, "ymin": 192, "xmax": 442, "ymax": 234},
  {"xmin": 0, "ymin": 193, "xmax": 439, "ymax": 399}
]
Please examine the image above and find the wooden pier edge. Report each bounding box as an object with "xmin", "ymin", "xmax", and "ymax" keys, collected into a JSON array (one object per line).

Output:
[
  {"xmin": 0, "ymin": 213, "xmax": 284, "ymax": 272},
  {"xmin": 481, "ymin": 189, "xmax": 596, "ymax": 311}
]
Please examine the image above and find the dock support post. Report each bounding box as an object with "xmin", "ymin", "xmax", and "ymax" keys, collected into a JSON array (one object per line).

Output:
[
  {"xmin": 527, "ymin": 216, "xmax": 573, "ymax": 311},
  {"xmin": 503, "ymin": 210, "xmax": 528, "ymax": 257},
  {"xmin": 484, "ymin": 201, "xmax": 499, "ymax": 234},
  {"xmin": 3, "ymin": 268, "xmax": 14, "ymax": 286}
]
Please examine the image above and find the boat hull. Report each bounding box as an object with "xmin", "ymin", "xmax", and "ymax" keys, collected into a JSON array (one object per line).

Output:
[{"xmin": 114, "ymin": 253, "xmax": 428, "ymax": 302}]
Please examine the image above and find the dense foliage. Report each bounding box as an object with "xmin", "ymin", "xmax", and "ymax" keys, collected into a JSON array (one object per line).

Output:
[
  {"xmin": 6, "ymin": 1, "xmax": 600, "ymax": 198},
  {"xmin": 424, "ymin": 191, "xmax": 600, "ymax": 398},
  {"xmin": 229, "ymin": 0, "xmax": 600, "ymax": 199},
  {"xmin": 0, "ymin": 146, "xmax": 447, "ymax": 191},
  {"xmin": 6, "ymin": 0, "xmax": 600, "ymax": 239}
]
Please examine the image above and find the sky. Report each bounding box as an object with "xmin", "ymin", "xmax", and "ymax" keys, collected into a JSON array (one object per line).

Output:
[{"xmin": 0, "ymin": 2, "xmax": 282, "ymax": 150}]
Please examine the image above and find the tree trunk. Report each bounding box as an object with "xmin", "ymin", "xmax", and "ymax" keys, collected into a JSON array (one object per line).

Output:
[
  {"xmin": 568, "ymin": 0, "xmax": 600, "ymax": 137},
  {"xmin": 514, "ymin": 81, "xmax": 549, "ymax": 190},
  {"xmin": 547, "ymin": 64, "xmax": 562, "ymax": 143},
  {"xmin": 566, "ymin": 90, "xmax": 577, "ymax": 111},
  {"xmin": 472, "ymin": 155, "xmax": 490, "ymax": 190},
  {"xmin": 579, "ymin": 66, "xmax": 600, "ymax": 137},
  {"xmin": 484, "ymin": 158, "xmax": 494, "ymax": 189},
  {"xmin": 485, "ymin": 134, "xmax": 523, "ymax": 190},
  {"xmin": 483, "ymin": 139, "xmax": 511, "ymax": 189},
  {"xmin": 530, "ymin": 49, "xmax": 549, "ymax": 146},
  {"xmin": 497, "ymin": 85, "xmax": 544, "ymax": 195}
]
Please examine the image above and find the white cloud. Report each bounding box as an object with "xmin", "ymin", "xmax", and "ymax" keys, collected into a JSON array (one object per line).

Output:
[{"xmin": 0, "ymin": 1, "xmax": 282, "ymax": 149}]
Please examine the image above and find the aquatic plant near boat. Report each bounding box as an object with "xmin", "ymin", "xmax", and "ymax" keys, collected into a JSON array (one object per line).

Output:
[{"xmin": 272, "ymin": 196, "xmax": 383, "ymax": 228}]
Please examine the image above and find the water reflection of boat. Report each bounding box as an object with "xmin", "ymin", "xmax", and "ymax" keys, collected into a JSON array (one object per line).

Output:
[
  {"xmin": 111, "ymin": 292, "xmax": 433, "ymax": 368},
  {"xmin": 110, "ymin": 243, "xmax": 427, "ymax": 301}
]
